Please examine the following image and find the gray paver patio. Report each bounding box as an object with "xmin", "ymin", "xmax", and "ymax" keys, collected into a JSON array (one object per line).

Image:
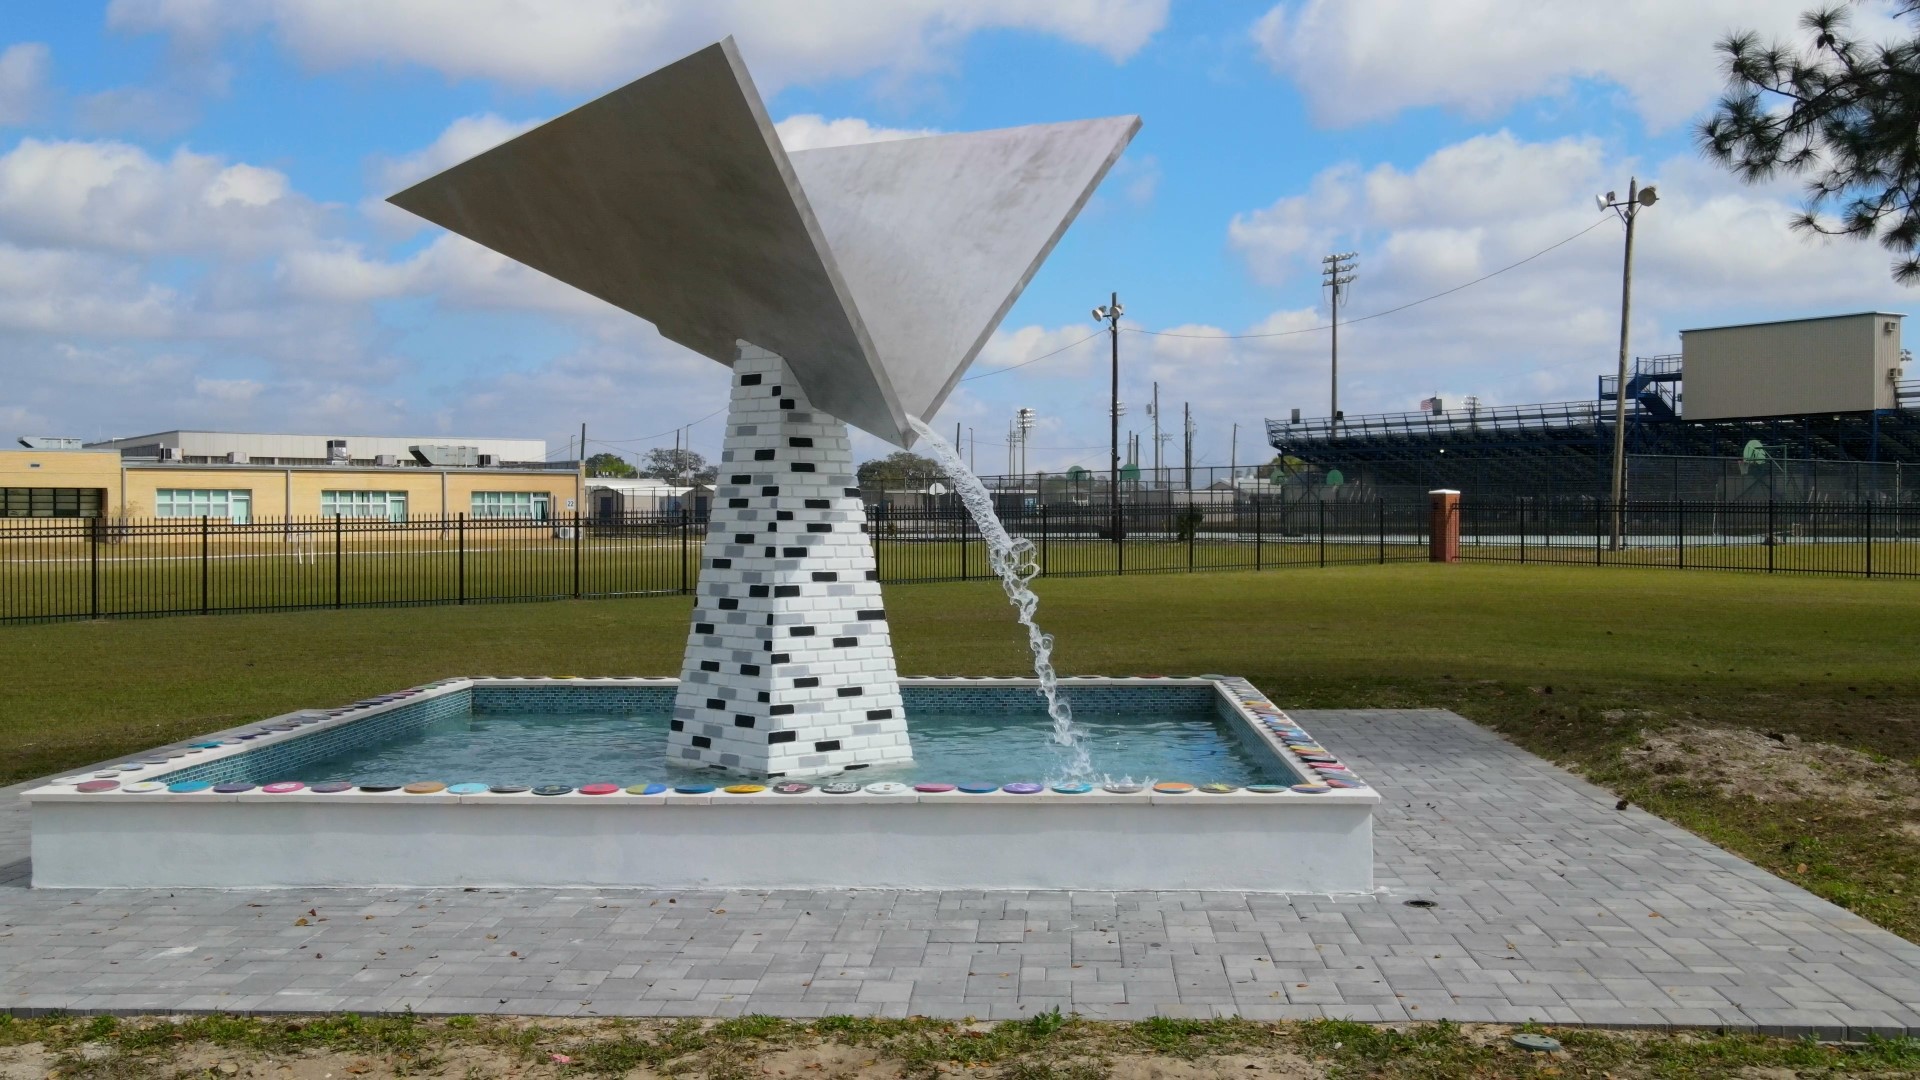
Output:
[{"xmin": 4, "ymin": 708, "xmax": 1919, "ymax": 1038}]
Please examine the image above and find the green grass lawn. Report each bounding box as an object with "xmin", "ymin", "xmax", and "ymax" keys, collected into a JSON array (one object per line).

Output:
[{"xmin": 3, "ymin": 562, "xmax": 1917, "ymax": 939}]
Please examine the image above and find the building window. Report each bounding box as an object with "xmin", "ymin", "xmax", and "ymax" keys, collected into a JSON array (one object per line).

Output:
[
  {"xmin": 321, "ymin": 490, "xmax": 408, "ymax": 522},
  {"xmin": 155, "ymin": 489, "xmax": 252, "ymax": 524},
  {"xmin": 1, "ymin": 487, "xmax": 103, "ymax": 518},
  {"xmin": 470, "ymin": 491, "xmax": 550, "ymax": 519}
]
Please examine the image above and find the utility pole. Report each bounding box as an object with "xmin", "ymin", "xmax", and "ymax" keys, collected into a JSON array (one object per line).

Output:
[
  {"xmin": 1015, "ymin": 408, "xmax": 1035, "ymax": 489},
  {"xmin": 1183, "ymin": 402, "xmax": 1194, "ymax": 492},
  {"xmin": 1321, "ymin": 252, "xmax": 1357, "ymax": 424},
  {"xmin": 1150, "ymin": 381, "xmax": 1163, "ymax": 488},
  {"xmin": 1092, "ymin": 293, "xmax": 1124, "ymax": 541},
  {"xmin": 968, "ymin": 427, "xmax": 975, "ymax": 473},
  {"xmin": 1230, "ymin": 422, "xmax": 1237, "ymax": 484},
  {"xmin": 1597, "ymin": 179, "xmax": 1658, "ymax": 550}
]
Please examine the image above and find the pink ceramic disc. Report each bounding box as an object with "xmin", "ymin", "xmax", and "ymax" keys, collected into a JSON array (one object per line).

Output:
[
  {"xmin": 262, "ymin": 781, "xmax": 305, "ymax": 793},
  {"xmin": 913, "ymin": 782, "xmax": 956, "ymax": 793},
  {"xmin": 579, "ymin": 783, "xmax": 620, "ymax": 795}
]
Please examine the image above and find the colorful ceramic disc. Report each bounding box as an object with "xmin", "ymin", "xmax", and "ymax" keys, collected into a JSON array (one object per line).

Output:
[
  {"xmin": 308, "ymin": 781, "xmax": 355, "ymax": 793},
  {"xmin": 192, "ymin": 742, "xmax": 226, "ymax": 749},
  {"xmin": 1198, "ymin": 782, "xmax": 1240, "ymax": 794},
  {"xmin": 75, "ymin": 779, "xmax": 120, "ymax": 793},
  {"xmin": 167, "ymin": 780, "xmax": 215, "ymax": 793},
  {"xmin": 262, "ymin": 781, "xmax": 305, "ymax": 794},
  {"xmin": 1290, "ymin": 783, "xmax": 1331, "ymax": 794},
  {"xmin": 1324, "ymin": 778, "xmax": 1368, "ymax": 789},
  {"xmin": 358, "ymin": 782, "xmax": 402, "ymax": 792},
  {"xmin": 581, "ymin": 783, "xmax": 622, "ymax": 795},
  {"xmin": 212, "ymin": 782, "xmax": 256, "ymax": 794},
  {"xmin": 672, "ymin": 783, "xmax": 716, "ymax": 794},
  {"xmin": 1103, "ymin": 781, "xmax": 1146, "ymax": 793},
  {"xmin": 488, "ymin": 782, "xmax": 531, "ymax": 794},
  {"xmin": 447, "ymin": 782, "xmax": 490, "ymax": 795},
  {"xmin": 1245, "ymin": 783, "xmax": 1290, "ymax": 794},
  {"xmin": 913, "ymin": 782, "xmax": 956, "ymax": 793},
  {"xmin": 772, "ymin": 782, "xmax": 815, "ymax": 794},
  {"xmin": 723, "ymin": 784, "xmax": 767, "ymax": 794},
  {"xmin": 1001, "ymin": 782, "xmax": 1044, "ymax": 794},
  {"xmin": 123, "ymin": 780, "xmax": 167, "ymax": 793},
  {"xmin": 1051, "ymin": 781, "xmax": 1093, "ymax": 794},
  {"xmin": 1152, "ymin": 781, "xmax": 1195, "ymax": 794},
  {"xmin": 819, "ymin": 782, "xmax": 862, "ymax": 794},
  {"xmin": 403, "ymin": 781, "xmax": 447, "ymax": 794},
  {"xmin": 532, "ymin": 784, "xmax": 574, "ymax": 796},
  {"xmin": 626, "ymin": 782, "xmax": 668, "ymax": 795},
  {"xmin": 958, "ymin": 781, "xmax": 1000, "ymax": 794}
]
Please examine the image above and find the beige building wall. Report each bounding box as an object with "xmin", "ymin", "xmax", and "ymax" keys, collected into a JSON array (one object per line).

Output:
[
  {"xmin": 1681, "ymin": 312, "xmax": 1904, "ymax": 421},
  {"xmin": 1, "ymin": 450, "xmax": 581, "ymax": 523}
]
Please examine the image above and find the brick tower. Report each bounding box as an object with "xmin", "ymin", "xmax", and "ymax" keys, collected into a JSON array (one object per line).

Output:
[{"xmin": 668, "ymin": 344, "xmax": 912, "ymax": 778}]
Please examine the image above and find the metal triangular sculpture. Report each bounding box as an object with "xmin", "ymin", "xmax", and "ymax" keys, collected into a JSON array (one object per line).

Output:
[{"xmin": 390, "ymin": 37, "xmax": 1137, "ymax": 777}]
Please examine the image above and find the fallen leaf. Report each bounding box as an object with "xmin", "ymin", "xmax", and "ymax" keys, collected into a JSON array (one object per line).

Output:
[
  {"xmin": 293, "ymin": 917, "xmax": 309, "ymax": 927},
  {"xmin": 1797, "ymin": 863, "xmax": 1809, "ymax": 875}
]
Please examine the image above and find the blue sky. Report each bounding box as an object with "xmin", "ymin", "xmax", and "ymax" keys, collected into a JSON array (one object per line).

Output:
[{"xmin": 2, "ymin": 1, "xmax": 1913, "ymax": 473}]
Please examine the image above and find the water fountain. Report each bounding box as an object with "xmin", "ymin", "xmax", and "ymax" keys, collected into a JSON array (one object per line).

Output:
[{"xmin": 26, "ymin": 38, "xmax": 1377, "ymax": 893}]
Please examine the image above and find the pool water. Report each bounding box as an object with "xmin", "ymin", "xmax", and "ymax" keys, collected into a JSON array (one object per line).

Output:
[{"xmin": 288, "ymin": 708, "xmax": 1291, "ymax": 787}]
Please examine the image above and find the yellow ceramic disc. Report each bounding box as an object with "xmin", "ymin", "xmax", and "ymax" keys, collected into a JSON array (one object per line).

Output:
[
  {"xmin": 403, "ymin": 781, "xmax": 447, "ymax": 794},
  {"xmin": 724, "ymin": 784, "xmax": 767, "ymax": 794}
]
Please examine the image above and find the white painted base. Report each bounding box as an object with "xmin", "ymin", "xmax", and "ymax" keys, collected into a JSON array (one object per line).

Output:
[{"xmin": 30, "ymin": 796, "xmax": 1373, "ymax": 892}]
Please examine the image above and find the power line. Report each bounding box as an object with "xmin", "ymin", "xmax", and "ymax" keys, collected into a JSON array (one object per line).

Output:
[
  {"xmin": 961, "ymin": 330, "xmax": 1105, "ymax": 381},
  {"xmin": 584, "ymin": 404, "xmax": 730, "ymax": 447},
  {"xmin": 1125, "ymin": 215, "xmax": 1612, "ymax": 341}
]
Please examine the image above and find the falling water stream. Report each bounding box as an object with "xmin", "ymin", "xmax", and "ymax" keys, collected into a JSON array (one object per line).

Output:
[{"xmin": 906, "ymin": 418, "xmax": 1092, "ymax": 779}]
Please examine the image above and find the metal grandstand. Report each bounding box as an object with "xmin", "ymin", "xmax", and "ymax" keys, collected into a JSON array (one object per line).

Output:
[{"xmin": 1268, "ymin": 355, "xmax": 1920, "ymax": 501}]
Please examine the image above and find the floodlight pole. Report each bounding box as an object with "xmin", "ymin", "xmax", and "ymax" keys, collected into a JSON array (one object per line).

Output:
[
  {"xmin": 1600, "ymin": 178, "xmax": 1655, "ymax": 551},
  {"xmin": 1093, "ymin": 293, "xmax": 1124, "ymax": 542},
  {"xmin": 1321, "ymin": 252, "xmax": 1357, "ymax": 425}
]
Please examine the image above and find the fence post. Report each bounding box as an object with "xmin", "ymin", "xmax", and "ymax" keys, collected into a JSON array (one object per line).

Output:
[
  {"xmin": 681, "ymin": 509, "xmax": 692, "ymax": 594},
  {"xmin": 457, "ymin": 513, "xmax": 467, "ymax": 605},
  {"xmin": 961, "ymin": 505, "xmax": 970, "ymax": 581},
  {"xmin": 1040, "ymin": 503, "xmax": 1049, "ymax": 577},
  {"xmin": 1318, "ymin": 499, "xmax": 1326, "ymax": 568},
  {"xmin": 1864, "ymin": 502, "xmax": 1873, "ymax": 578},
  {"xmin": 1677, "ymin": 501, "xmax": 1685, "ymax": 570},
  {"xmin": 1379, "ymin": 498, "xmax": 1386, "ymax": 564},
  {"xmin": 1519, "ymin": 499, "xmax": 1527, "ymax": 565},
  {"xmin": 1187, "ymin": 503, "xmax": 1196, "ymax": 572},
  {"xmin": 89, "ymin": 517, "xmax": 101, "ymax": 619},
  {"xmin": 1767, "ymin": 497, "xmax": 1775, "ymax": 574},
  {"xmin": 1595, "ymin": 500, "xmax": 1602, "ymax": 566},
  {"xmin": 571, "ymin": 510, "xmax": 582, "ymax": 599},
  {"xmin": 333, "ymin": 513, "xmax": 344, "ymax": 609},
  {"xmin": 200, "ymin": 514, "xmax": 211, "ymax": 615},
  {"xmin": 1256, "ymin": 499, "xmax": 1264, "ymax": 570}
]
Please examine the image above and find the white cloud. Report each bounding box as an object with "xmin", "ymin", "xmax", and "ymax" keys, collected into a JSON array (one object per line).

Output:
[
  {"xmin": 0, "ymin": 43, "xmax": 51, "ymax": 126},
  {"xmin": 1250, "ymin": 0, "xmax": 1904, "ymax": 130},
  {"xmin": 106, "ymin": 0, "xmax": 1169, "ymax": 93},
  {"xmin": 774, "ymin": 114, "xmax": 937, "ymax": 152},
  {"xmin": 0, "ymin": 138, "xmax": 321, "ymax": 256}
]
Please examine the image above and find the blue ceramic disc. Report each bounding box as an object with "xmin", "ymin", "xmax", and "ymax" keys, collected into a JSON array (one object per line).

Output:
[
  {"xmin": 1245, "ymin": 783, "xmax": 1290, "ymax": 794},
  {"xmin": 212, "ymin": 782, "xmax": 256, "ymax": 794},
  {"xmin": 358, "ymin": 782, "xmax": 402, "ymax": 793},
  {"xmin": 671, "ymin": 783, "xmax": 715, "ymax": 794},
  {"xmin": 819, "ymin": 782, "xmax": 862, "ymax": 794},
  {"xmin": 958, "ymin": 781, "xmax": 1000, "ymax": 794},
  {"xmin": 1051, "ymin": 781, "xmax": 1093, "ymax": 794},
  {"xmin": 1290, "ymin": 784, "xmax": 1331, "ymax": 794},
  {"xmin": 533, "ymin": 784, "xmax": 574, "ymax": 796},
  {"xmin": 1001, "ymin": 782, "xmax": 1044, "ymax": 795},
  {"xmin": 167, "ymin": 780, "xmax": 214, "ymax": 793},
  {"xmin": 447, "ymin": 782, "xmax": 489, "ymax": 795},
  {"xmin": 772, "ymin": 781, "xmax": 814, "ymax": 794},
  {"xmin": 626, "ymin": 782, "xmax": 669, "ymax": 795},
  {"xmin": 489, "ymin": 783, "xmax": 530, "ymax": 794},
  {"xmin": 308, "ymin": 781, "xmax": 355, "ymax": 793},
  {"xmin": 192, "ymin": 742, "xmax": 226, "ymax": 749}
]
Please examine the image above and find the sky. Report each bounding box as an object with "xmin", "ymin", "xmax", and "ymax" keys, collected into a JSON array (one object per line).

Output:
[{"xmin": 2, "ymin": 0, "xmax": 1916, "ymax": 475}]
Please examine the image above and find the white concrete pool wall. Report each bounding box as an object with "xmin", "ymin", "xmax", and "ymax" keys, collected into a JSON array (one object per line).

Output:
[{"xmin": 26, "ymin": 676, "xmax": 1378, "ymax": 892}]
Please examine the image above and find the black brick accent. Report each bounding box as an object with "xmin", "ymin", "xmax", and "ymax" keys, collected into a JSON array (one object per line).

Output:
[
  {"xmin": 753, "ymin": 448, "xmax": 775, "ymax": 461},
  {"xmin": 694, "ymin": 623, "xmax": 715, "ymax": 634},
  {"xmin": 774, "ymin": 585, "xmax": 800, "ymax": 598},
  {"xmin": 791, "ymin": 462, "xmax": 816, "ymax": 473},
  {"xmin": 769, "ymin": 731, "xmax": 797, "ymax": 744},
  {"xmin": 749, "ymin": 585, "xmax": 769, "ymax": 597},
  {"xmin": 788, "ymin": 436, "xmax": 814, "ymax": 447},
  {"xmin": 857, "ymin": 608, "xmax": 885, "ymax": 621},
  {"xmin": 794, "ymin": 676, "xmax": 819, "ymax": 688},
  {"xmin": 740, "ymin": 664, "xmax": 761, "ymax": 675},
  {"xmin": 770, "ymin": 653, "xmax": 790, "ymax": 664},
  {"xmin": 691, "ymin": 735, "xmax": 712, "ymax": 748},
  {"xmin": 706, "ymin": 698, "xmax": 725, "ymax": 710},
  {"xmin": 730, "ymin": 474, "xmax": 751, "ymax": 484},
  {"xmin": 866, "ymin": 570, "xmax": 879, "ymax": 580},
  {"xmin": 814, "ymin": 740, "xmax": 841, "ymax": 752},
  {"xmin": 844, "ymin": 487, "xmax": 861, "ymax": 497},
  {"xmin": 783, "ymin": 546, "xmax": 807, "ymax": 557},
  {"xmin": 790, "ymin": 625, "xmax": 816, "ymax": 636},
  {"xmin": 761, "ymin": 486, "xmax": 780, "ymax": 497},
  {"xmin": 770, "ymin": 703, "xmax": 795, "ymax": 716},
  {"xmin": 717, "ymin": 598, "xmax": 738, "ymax": 610},
  {"xmin": 806, "ymin": 522, "xmax": 832, "ymax": 532},
  {"xmin": 727, "ymin": 498, "xmax": 748, "ymax": 508},
  {"xmin": 734, "ymin": 715, "xmax": 756, "ymax": 727},
  {"xmin": 867, "ymin": 708, "xmax": 894, "ymax": 720},
  {"xmin": 756, "ymin": 691, "xmax": 769, "ymax": 702},
  {"xmin": 710, "ymin": 558, "xmax": 732, "ymax": 569},
  {"xmin": 765, "ymin": 523, "xmax": 778, "ymax": 532},
  {"xmin": 780, "ymin": 398, "xmax": 796, "ymax": 408},
  {"xmin": 770, "ymin": 385, "xmax": 781, "ymax": 394},
  {"xmin": 833, "ymin": 636, "xmax": 858, "ymax": 648},
  {"xmin": 805, "ymin": 498, "xmax": 829, "ymax": 509},
  {"xmin": 776, "ymin": 510, "xmax": 794, "ymax": 520},
  {"xmin": 670, "ymin": 719, "xmax": 685, "ymax": 731},
  {"xmin": 740, "ymin": 373, "xmax": 762, "ymax": 385},
  {"xmin": 811, "ymin": 571, "xmax": 837, "ymax": 582},
  {"xmin": 733, "ymin": 533, "xmax": 754, "ymax": 544},
  {"xmin": 837, "ymin": 686, "xmax": 863, "ymax": 697},
  {"xmin": 700, "ymin": 660, "xmax": 719, "ymax": 672},
  {"xmin": 764, "ymin": 546, "xmax": 777, "ymax": 557}
]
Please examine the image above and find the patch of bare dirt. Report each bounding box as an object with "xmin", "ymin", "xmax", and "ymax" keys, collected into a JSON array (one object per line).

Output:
[
  {"xmin": 1621, "ymin": 724, "xmax": 1920, "ymax": 813},
  {"xmin": 0, "ymin": 1044, "xmax": 52, "ymax": 1080}
]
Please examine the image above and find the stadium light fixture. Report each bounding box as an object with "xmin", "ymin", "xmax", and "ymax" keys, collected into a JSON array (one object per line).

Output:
[{"xmin": 1595, "ymin": 178, "xmax": 1659, "ymax": 551}]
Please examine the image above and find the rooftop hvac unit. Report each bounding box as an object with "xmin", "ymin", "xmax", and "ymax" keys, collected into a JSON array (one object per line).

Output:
[
  {"xmin": 225, "ymin": 451, "xmax": 249, "ymax": 464},
  {"xmin": 17, "ymin": 436, "xmax": 83, "ymax": 449},
  {"xmin": 374, "ymin": 454, "xmax": 399, "ymax": 467},
  {"xmin": 408, "ymin": 444, "xmax": 481, "ymax": 467},
  {"xmin": 326, "ymin": 438, "xmax": 349, "ymax": 463},
  {"xmin": 156, "ymin": 447, "xmax": 181, "ymax": 462},
  {"xmin": 478, "ymin": 453, "xmax": 499, "ymax": 467}
]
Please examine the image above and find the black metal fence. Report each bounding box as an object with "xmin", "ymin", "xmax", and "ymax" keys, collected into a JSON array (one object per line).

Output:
[
  {"xmin": 1459, "ymin": 497, "xmax": 1920, "ymax": 577},
  {"xmin": 0, "ymin": 501, "xmax": 1427, "ymax": 624}
]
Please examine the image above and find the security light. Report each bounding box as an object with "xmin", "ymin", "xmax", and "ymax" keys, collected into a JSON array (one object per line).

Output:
[{"xmin": 1638, "ymin": 186, "xmax": 1658, "ymax": 206}]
